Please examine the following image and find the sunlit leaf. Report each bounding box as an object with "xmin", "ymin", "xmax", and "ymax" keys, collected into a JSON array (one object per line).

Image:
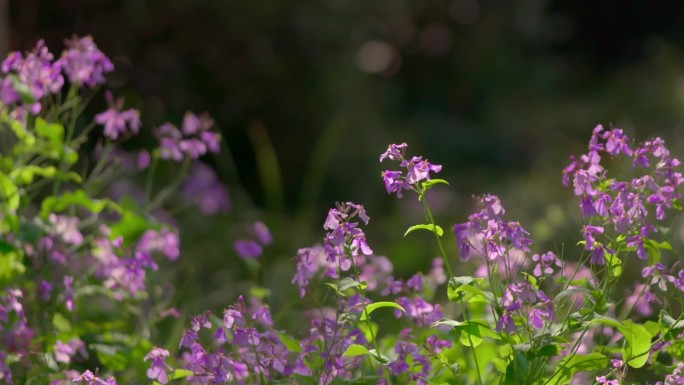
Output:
[
  {"xmin": 360, "ymin": 301, "xmax": 405, "ymax": 321},
  {"xmin": 404, "ymin": 224, "xmax": 444, "ymax": 237}
]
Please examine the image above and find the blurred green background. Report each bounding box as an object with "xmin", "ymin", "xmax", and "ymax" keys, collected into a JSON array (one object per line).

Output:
[{"xmin": 5, "ymin": 0, "xmax": 684, "ymax": 331}]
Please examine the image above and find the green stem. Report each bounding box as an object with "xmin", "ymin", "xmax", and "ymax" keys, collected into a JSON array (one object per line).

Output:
[
  {"xmin": 421, "ymin": 196, "xmax": 483, "ymax": 385},
  {"xmin": 421, "ymin": 196, "xmax": 454, "ymax": 279},
  {"xmin": 146, "ymin": 158, "xmax": 191, "ymax": 213}
]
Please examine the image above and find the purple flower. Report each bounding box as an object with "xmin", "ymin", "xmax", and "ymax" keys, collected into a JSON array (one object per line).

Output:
[
  {"xmin": 291, "ymin": 245, "xmax": 326, "ymax": 297},
  {"xmin": 49, "ymin": 214, "xmax": 84, "ymax": 245},
  {"xmin": 58, "ymin": 35, "xmax": 114, "ymax": 87},
  {"xmin": 137, "ymin": 228, "xmax": 180, "ymax": 261},
  {"xmin": 157, "ymin": 123, "xmax": 184, "ymax": 161},
  {"xmin": 178, "ymin": 138, "xmax": 207, "ymax": 159},
  {"xmin": 582, "ymin": 225, "xmax": 604, "ymax": 251},
  {"xmin": 528, "ymin": 308, "xmax": 550, "ymax": 329},
  {"xmin": 403, "ymin": 156, "xmax": 442, "ymax": 185},
  {"xmin": 144, "ymin": 347, "xmax": 172, "ymax": 384},
  {"xmin": 379, "ymin": 143, "xmax": 407, "ymax": 162},
  {"xmin": 72, "ymin": 370, "xmax": 118, "ymax": 385},
  {"xmin": 253, "ymin": 221, "xmax": 273, "ymax": 245},
  {"xmin": 182, "ymin": 111, "xmax": 214, "ymax": 136},
  {"xmin": 1, "ymin": 40, "xmax": 64, "ymax": 113},
  {"xmin": 182, "ymin": 163, "xmax": 231, "ymax": 215},
  {"xmin": 38, "ymin": 280, "xmax": 53, "ymax": 301},
  {"xmin": 95, "ymin": 91, "xmax": 141, "ymax": 140},
  {"xmin": 64, "ymin": 276, "xmax": 75, "ymax": 311},
  {"xmin": 532, "ymin": 251, "xmax": 561, "ymax": 278},
  {"xmin": 54, "ymin": 338, "xmax": 87, "ymax": 364},
  {"xmin": 137, "ymin": 151, "xmax": 151, "ymax": 170},
  {"xmin": 234, "ymin": 240, "xmax": 263, "ymax": 259},
  {"xmin": 602, "ymin": 128, "xmax": 633, "ymax": 156},
  {"xmin": 191, "ymin": 310, "xmax": 213, "ymax": 332},
  {"xmin": 381, "ymin": 170, "xmax": 409, "ymax": 198}
]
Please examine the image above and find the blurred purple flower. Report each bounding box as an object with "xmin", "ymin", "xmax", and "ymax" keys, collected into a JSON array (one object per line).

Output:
[
  {"xmin": 137, "ymin": 150, "xmax": 151, "ymax": 170},
  {"xmin": 253, "ymin": 221, "xmax": 273, "ymax": 246},
  {"xmin": 234, "ymin": 239, "xmax": 262, "ymax": 259},
  {"xmin": 95, "ymin": 91, "xmax": 141, "ymax": 140},
  {"xmin": 64, "ymin": 276, "xmax": 74, "ymax": 311},
  {"xmin": 144, "ymin": 347, "xmax": 172, "ymax": 384},
  {"xmin": 182, "ymin": 163, "xmax": 231, "ymax": 215},
  {"xmin": 58, "ymin": 35, "xmax": 114, "ymax": 87},
  {"xmin": 1, "ymin": 40, "xmax": 64, "ymax": 113},
  {"xmin": 54, "ymin": 338, "xmax": 87, "ymax": 364},
  {"xmin": 137, "ymin": 228, "xmax": 180, "ymax": 261},
  {"xmin": 49, "ymin": 214, "xmax": 84, "ymax": 245},
  {"xmin": 72, "ymin": 370, "xmax": 118, "ymax": 385}
]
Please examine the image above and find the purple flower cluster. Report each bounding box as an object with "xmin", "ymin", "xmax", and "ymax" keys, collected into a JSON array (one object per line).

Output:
[
  {"xmin": 298, "ymin": 312, "xmax": 368, "ymax": 384},
  {"xmin": 53, "ymin": 338, "xmax": 88, "ymax": 364},
  {"xmin": 497, "ymin": 281, "xmax": 554, "ymax": 332},
  {"xmin": 144, "ymin": 347, "xmax": 172, "ymax": 384},
  {"xmin": 72, "ymin": 370, "xmax": 118, "ymax": 385},
  {"xmin": 563, "ymin": 125, "xmax": 683, "ymax": 263},
  {"xmin": 58, "ymin": 35, "xmax": 114, "ymax": 87},
  {"xmin": 453, "ymin": 194, "xmax": 532, "ymax": 270},
  {"xmin": 1, "ymin": 36, "xmax": 113, "ymax": 117},
  {"xmin": 380, "ymin": 143, "xmax": 442, "ymax": 198},
  {"xmin": 95, "ymin": 91, "xmax": 141, "ymax": 140},
  {"xmin": 531, "ymin": 251, "xmax": 562, "ymax": 278},
  {"xmin": 156, "ymin": 112, "xmax": 221, "ymax": 161},
  {"xmin": 182, "ymin": 162, "xmax": 232, "ymax": 215},
  {"xmin": 0, "ymin": 289, "xmax": 35, "ymax": 384},
  {"xmin": 1, "ymin": 40, "xmax": 63, "ymax": 115},
  {"xmin": 92, "ymin": 226, "xmax": 180, "ymax": 299},
  {"xmin": 178, "ymin": 296, "xmax": 309, "ymax": 384},
  {"xmin": 322, "ymin": 201, "xmax": 373, "ymax": 275},
  {"xmin": 233, "ymin": 221, "xmax": 273, "ymax": 260},
  {"xmin": 384, "ymin": 341, "xmax": 432, "ymax": 385}
]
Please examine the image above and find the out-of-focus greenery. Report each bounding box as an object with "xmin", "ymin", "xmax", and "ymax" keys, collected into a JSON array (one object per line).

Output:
[{"xmin": 8, "ymin": 1, "xmax": 684, "ymax": 326}]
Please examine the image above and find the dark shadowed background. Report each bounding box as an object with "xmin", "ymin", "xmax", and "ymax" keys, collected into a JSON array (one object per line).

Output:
[{"xmin": 4, "ymin": 0, "xmax": 684, "ymax": 321}]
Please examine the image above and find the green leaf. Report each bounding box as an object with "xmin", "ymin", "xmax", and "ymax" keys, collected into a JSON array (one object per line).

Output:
[
  {"xmin": 0, "ymin": 171, "xmax": 19, "ymax": 211},
  {"xmin": 659, "ymin": 310, "xmax": 684, "ymax": 340},
  {"xmin": 40, "ymin": 190, "xmax": 121, "ymax": 218},
  {"xmin": 604, "ymin": 252, "xmax": 622, "ymax": 278},
  {"xmin": 7, "ymin": 118, "xmax": 36, "ymax": 146},
  {"xmin": 9, "ymin": 165, "xmax": 82, "ymax": 185},
  {"xmin": 93, "ymin": 345, "xmax": 129, "ymax": 371},
  {"xmin": 342, "ymin": 344, "xmax": 389, "ymax": 364},
  {"xmin": 554, "ymin": 287, "xmax": 591, "ymax": 304},
  {"xmin": 422, "ymin": 179, "xmax": 450, "ymax": 190},
  {"xmin": 447, "ymin": 277, "xmax": 494, "ymax": 304},
  {"xmin": 0, "ymin": 247, "xmax": 25, "ymax": 285},
  {"xmin": 521, "ymin": 272, "xmax": 538, "ymax": 289},
  {"xmin": 53, "ymin": 313, "xmax": 72, "ymax": 332},
  {"xmin": 591, "ymin": 316, "xmax": 651, "ymax": 368},
  {"xmin": 338, "ymin": 277, "xmax": 367, "ymax": 292},
  {"xmin": 169, "ymin": 369, "xmax": 194, "ymax": 380},
  {"xmin": 546, "ymin": 353, "xmax": 609, "ymax": 385},
  {"xmin": 358, "ymin": 322, "xmax": 379, "ymax": 343},
  {"xmin": 0, "ymin": 239, "xmax": 16, "ymax": 253},
  {"xmin": 34, "ymin": 117, "xmax": 65, "ymax": 146},
  {"xmin": 278, "ymin": 332, "xmax": 302, "ymax": 353},
  {"xmin": 9, "ymin": 74, "xmax": 36, "ymax": 105},
  {"xmin": 360, "ymin": 301, "xmax": 405, "ymax": 321},
  {"xmin": 437, "ymin": 319, "xmax": 500, "ymax": 346},
  {"xmin": 404, "ymin": 224, "xmax": 444, "ymax": 237},
  {"xmin": 644, "ymin": 239, "xmax": 672, "ymax": 265},
  {"xmin": 343, "ymin": 344, "xmax": 371, "ymax": 357}
]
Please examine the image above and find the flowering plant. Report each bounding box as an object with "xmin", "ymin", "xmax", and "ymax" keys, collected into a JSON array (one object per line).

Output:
[
  {"xmin": 0, "ymin": 36, "xmax": 228, "ymax": 384},
  {"xmin": 2, "ymin": 35, "xmax": 684, "ymax": 385}
]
